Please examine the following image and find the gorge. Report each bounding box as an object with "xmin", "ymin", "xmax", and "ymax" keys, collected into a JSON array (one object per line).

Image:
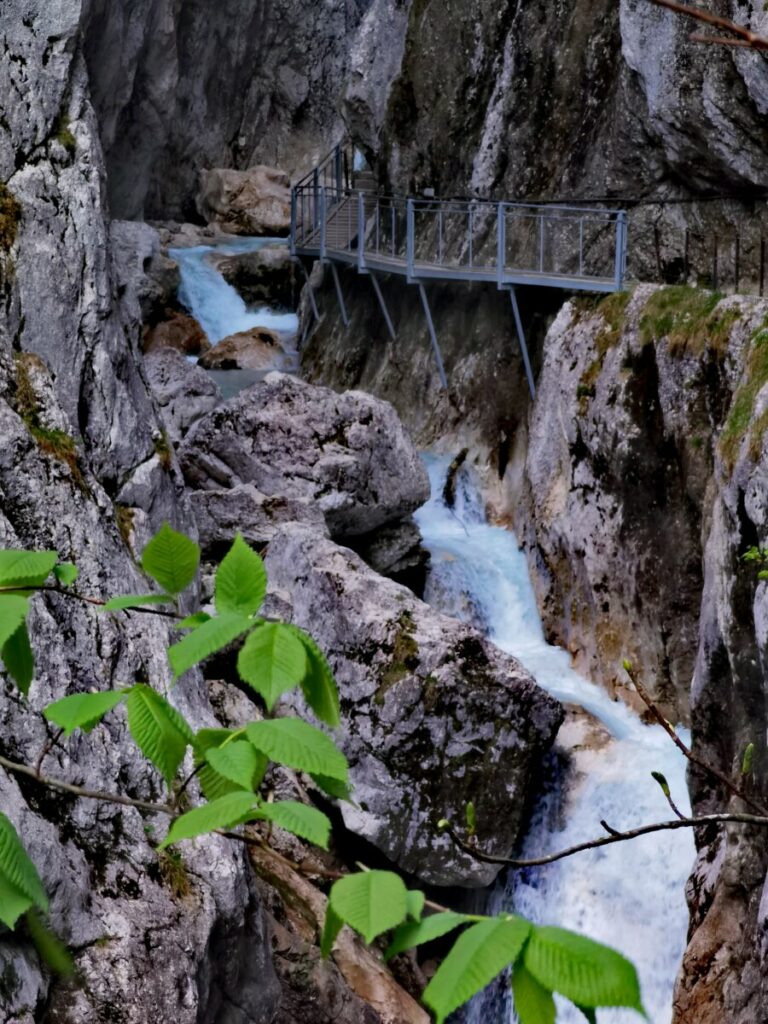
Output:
[{"xmin": 4, "ymin": 1, "xmax": 768, "ymax": 1023}]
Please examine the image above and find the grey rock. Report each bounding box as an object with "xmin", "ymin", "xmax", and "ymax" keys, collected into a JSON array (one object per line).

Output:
[
  {"xmin": 110, "ymin": 219, "xmax": 181, "ymax": 324},
  {"xmin": 197, "ymin": 166, "xmax": 291, "ymax": 237},
  {"xmin": 197, "ymin": 327, "xmax": 289, "ymax": 372},
  {"xmin": 191, "ymin": 483, "xmax": 327, "ymax": 558},
  {"xmin": 264, "ymin": 523, "xmax": 563, "ymax": 887},
  {"xmin": 179, "ymin": 373, "xmax": 431, "ymax": 539},
  {"xmin": 209, "ymin": 245, "xmax": 297, "ymax": 309},
  {"xmin": 144, "ymin": 348, "xmax": 222, "ymax": 444},
  {"xmin": 350, "ymin": 516, "xmax": 430, "ymax": 594}
]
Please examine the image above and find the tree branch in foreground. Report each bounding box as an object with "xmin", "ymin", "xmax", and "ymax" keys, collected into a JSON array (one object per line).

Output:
[{"xmin": 648, "ymin": 0, "xmax": 768, "ymax": 52}]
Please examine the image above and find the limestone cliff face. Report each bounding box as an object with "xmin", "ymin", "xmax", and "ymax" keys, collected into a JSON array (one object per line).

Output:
[
  {"xmin": 513, "ymin": 286, "xmax": 768, "ymax": 1023},
  {"xmin": 80, "ymin": 0, "xmax": 373, "ymax": 220}
]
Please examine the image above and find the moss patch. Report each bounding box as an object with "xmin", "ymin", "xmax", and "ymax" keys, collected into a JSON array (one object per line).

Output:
[
  {"xmin": 639, "ymin": 286, "xmax": 739, "ymax": 357},
  {"xmin": 115, "ymin": 505, "xmax": 136, "ymax": 547},
  {"xmin": 14, "ymin": 354, "xmax": 86, "ymax": 490},
  {"xmin": 54, "ymin": 114, "xmax": 76, "ymax": 155},
  {"xmin": 574, "ymin": 291, "xmax": 631, "ymax": 413},
  {"xmin": 154, "ymin": 431, "xmax": 173, "ymax": 471},
  {"xmin": 156, "ymin": 849, "xmax": 190, "ymax": 899},
  {"xmin": 720, "ymin": 321, "xmax": 768, "ymax": 469},
  {"xmin": 0, "ymin": 182, "xmax": 21, "ymax": 253},
  {"xmin": 375, "ymin": 610, "xmax": 420, "ymax": 705}
]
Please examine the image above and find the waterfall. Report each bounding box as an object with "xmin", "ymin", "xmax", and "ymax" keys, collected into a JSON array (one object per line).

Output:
[
  {"xmin": 169, "ymin": 237, "xmax": 299, "ymax": 345},
  {"xmin": 414, "ymin": 455, "xmax": 694, "ymax": 1024}
]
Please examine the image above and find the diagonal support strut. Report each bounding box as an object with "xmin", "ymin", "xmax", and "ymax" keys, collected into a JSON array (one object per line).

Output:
[
  {"xmin": 369, "ymin": 272, "xmax": 397, "ymax": 341},
  {"xmin": 296, "ymin": 258, "xmax": 321, "ymax": 323},
  {"xmin": 328, "ymin": 261, "xmax": 350, "ymax": 327},
  {"xmin": 417, "ymin": 282, "xmax": 448, "ymax": 390},
  {"xmin": 508, "ymin": 286, "xmax": 536, "ymax": 399}
]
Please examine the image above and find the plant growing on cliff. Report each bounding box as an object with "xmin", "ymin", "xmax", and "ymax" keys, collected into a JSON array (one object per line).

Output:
[{"xmin": 0, "ymin": 526, "xmax": 648, "ymax": 1022}]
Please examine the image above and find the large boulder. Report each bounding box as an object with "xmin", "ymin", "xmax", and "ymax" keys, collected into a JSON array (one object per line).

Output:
[
  {"xmin": 144, "ymin": 348, "xmax": 222, "ymax": 444},
  {"xmin": 209, "ymin": 244, "xmax": 297, "ymax": 309},
  {"xmin": 110, "ymin": 220, "xmax": 181, "ymax": 324},
  {"xmin": 143, "ymin": 310, "xmax": 211, "ymax": 356},
  {"xmin": 198, "ymin": 327, "xmax": 287, "ymax": 371},
  {"xmin": 197, "ymin": 166, "xmax": 291, "ymax": 237},
  {"xmin": 264, "ymin": 523, "xmax": 564, "ymax": 887},
  {"xmin": 179, "ymin": 373, "xmax": 431, "ymax": 539}
]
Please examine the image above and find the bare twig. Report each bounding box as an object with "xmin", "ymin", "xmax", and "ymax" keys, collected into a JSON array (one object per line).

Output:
[
  {"xmin": 34, "ymin": 728, "xmax": 63, "ymax": 778},
  {"xmin": 0, "ymin": 753, "xmax": 175, "ymax": 816},
  {"xmin": 446, "ymin": 811, "xmax": 768, "ymax": 868},
  {"xmin": 0, "ymin": 584, "xmax": 182, "ymax": 620},
  {"xmin": 648, "ymin": 0, "xmax": 768, "ymax": 52},
  {"xmin": 625, "ymin": 663, "xmax": 768, "ymax": 816}
]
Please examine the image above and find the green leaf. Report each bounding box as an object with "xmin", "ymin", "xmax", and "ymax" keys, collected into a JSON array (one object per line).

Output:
[
  {"xmin": 310, "ymin": 773, "xmax": 354, "ymax": 802},
  {"xmin": 207, "ymin": 741, "xmax": 265, "ymax": 791},
  {"xmin": 168, "ymin": 613, "xmax": 253, "ymax": 679},
  {"xmin": 406, "ymin": 890, "xmax": 425, "ymax": 922},
  {"xmin": 246, "ymin": 718, "xmax": 348, "ymax": 781},
  {"xmin": 0, "ymin": 872, "xmax": 33, "ymax": 929},
  {"xmin": 237, "ymin": 623, "xmax": 307, "ymax": 710},
  {"xmin": 0, "ymin": 813, "xmax": 48, "ymax": 914},
  {"xmin": 465, "ymin": 800, "xmax": 477, "ymax": 835},
  {"xmin": 2, "ymin": 623, "xmax": 34, "ymax": 695},
  {"xmin": 742, "ymin": 743, "xmax": 755, "ymax": 776},
  {"xmin": 126, "ymin": 685, "xmax": 193, "ymax": 785},
  {"xmin": 44, "ymin": 690, "xmax": 126, "ymax": 737},
  {"xmin": 0, "ymin": 595, "xmax": 30, "ymax": 651},
  {"xmin": 523, "ymin": 925, "xmax": 645, "ymax": 1014},
  {"xmin": 102, "ymin": 593, "xmax": 173, "ymax": 611},
  {"xmin": 215, "ymin": 534, "xmax": 267, "ymax": 617},
  {"xmin": 0, "ymin": 550, "xmax": 58, "ymax": 588},
  {"xmin": 256, "ymin": 801, "xmax": 331, "ymax": 848},
  {"xmin": 193, "ymin": 728, "xmax": 236, "ymax": 756},
  {"xmin": 141, "ymin": 523, "xmax": 200, "ymax": 595},
  {"xmin": 291, "ymin": 628, "xmax": 341, "ymax": 728},
  {"xmin": 329, "ymin": 870, "xmax": 408, "ymax": 944},
  {"xmin": 511, "ymin": 964, "xmax": 556, "ymax": 1024},
  {"xmin": 160, "ymin": 792, "xmax": 259, "ymax": 849},
  {"xmin": 176, "ymin": 612, "xmax": 212, "ymax": 630},
  {"xmin": 25, "ymin": 910, "xmax": 74, "ymax": 976},
  {"xmin": 423, "ymin": 917, "xmax": 532, "ymax": 1024},
  {"xmin": 384, "ymin": 911, "xmax": 471, "ymax": 961},
  {"xmin": 53, "ymin": 563, "xmax": 79, "ymax": 587},
  {"xmin": 320, "ymin": 903, "xmax": 344, "ymax": 958}
]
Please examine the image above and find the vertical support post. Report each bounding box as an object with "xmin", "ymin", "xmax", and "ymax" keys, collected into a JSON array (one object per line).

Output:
[
  {"xmin": 539, "ymin": 214, "xmax": 545, "ymax": 273},
  {"xmin": 358, "ymin": 191, "xmax": 366, "ymax": 272},
  {"xmin": 579, "ymin": 219, "xmax": 584, "ymax": 277},
  {"xmin": 438, "ymin": 206, "xmax": 444, "ymax": 264},
  {"xmin": 290, "ymin": 189, "xmax": 297, "ymax": 257},
  {"xmin": 376, "ymin": 204, "xmax": 380, "ymax": 254},
  {"xmin": 468, "ymin": 207, "xmax": 474, "ymax": 268},
  {"xmin": 313, "ymin": 168, "xmax": 320, "ymax": 232},
  {"xmin": 329, "ymin": 262, "xmax": 349, "ymax": 327},
  {"xmin": 334, "ymin": 144, "xmax": 343, "ymax": 200},
  {"xmin": 391, "ymin": 205, "xmax": 396, "ymax": 258},
  {"xmin": 497, "ymin": 203, "xmax": 506, "ymax": 287},
  {"xmin": 370, "ymin": 273, "xmax": 397, "ymax": 341},
  {"xmin": 418, "ymin": 283, "xmax": 448, "ymax": 390},
  {"xmin": 319, "ymin": 187, "xmax": 327, "ymax": 260},
  {"xmin": 761, "ymin": 237, "xmax": 766, "ymax": 298},
  {"xmin": 509, "ymin": 287, "xmax": 536, "ymax": 400},
  {"xmin": 615, "ymin": 212, "xmax": 628, "ymax": 291},
  {"xmin": 735, "ymin": 235, "xmax": 741, "ymax": 294},
  {"xmin": 407, "ymin": 199, "xmax": 415, "ymax": 280},
  {"xmin": 653, "ymin": 225, "xmax": 663, "ymax": 282}
]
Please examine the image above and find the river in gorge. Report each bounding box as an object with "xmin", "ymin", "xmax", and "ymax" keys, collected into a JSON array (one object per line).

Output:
[{"xmin": 173, "ymin": 240, "xmax": 694, "ymax": 1024}]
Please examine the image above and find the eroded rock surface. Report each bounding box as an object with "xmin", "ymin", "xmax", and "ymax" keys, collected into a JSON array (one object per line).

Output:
[
  {"xmin": 197, "ymin": 167, "xmax": 291, "ymax": 238},
  {"xmin": 179, "ymin": 373, "xmax": 431, "ymax": 539},
  {"xmin": 145, "ymin": 348, "xmax": 222, "ymax": 444},
  {"xmin": 264, "ymin": 523, "xmax": 563, "ymax": 887}
]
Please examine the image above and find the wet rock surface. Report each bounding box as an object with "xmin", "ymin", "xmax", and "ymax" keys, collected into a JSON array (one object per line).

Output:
[
  {"xmin": 179, "ymin": 373, "xmax": 431, "ymax": 540},
  {"xmin": 210, "ymin": 245, "xmax": 297, "ymax": 310},
  {"xmin": 264, "ymin": 523, "xmax": 564, "ymax": 887}
]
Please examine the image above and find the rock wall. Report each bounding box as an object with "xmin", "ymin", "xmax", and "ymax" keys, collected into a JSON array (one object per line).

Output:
[
  {"xmin": 80, "ymin": 0, "xmax": 374, "ymax": 220},
  {"xmin": 510, "ymin": 285, "xmax": 768, "ymax": 1023}
]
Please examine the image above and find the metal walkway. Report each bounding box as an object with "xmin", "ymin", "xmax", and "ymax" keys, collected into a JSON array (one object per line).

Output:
[{"xmin": 290, "ymin": 144, "xmax": 629, "ymax": 396}]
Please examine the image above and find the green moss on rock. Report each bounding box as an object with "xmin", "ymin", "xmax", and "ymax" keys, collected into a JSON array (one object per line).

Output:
[
  {"xmin": 720, "ymin": 321, "xmax": 768, "ymax": 469},
  {"xmin": 0, "ymin": 182, "xmax": 21, "ymax": 253},
  {"xmin": 639, "ymin": 285, "xmax": 739, "ymax": 357},
  {"xmin": 574, "ymin": 290, "xmax": 631, "ymax": 413}
]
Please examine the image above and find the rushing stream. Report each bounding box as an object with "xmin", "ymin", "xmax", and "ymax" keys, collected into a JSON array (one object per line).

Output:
[
  {"xmin": 415, "ymin": 456, "xmax": 695, "ymax": 1024},
  {"xmin": 169, "ymin": 236, "xmax": 298, "ymax": 344}
]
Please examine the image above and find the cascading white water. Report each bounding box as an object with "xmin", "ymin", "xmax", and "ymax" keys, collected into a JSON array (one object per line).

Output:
[
  {"xmin": 414, "ymin": 455, "xmax": 695, "ymax": 1024},
  {"xmin": 169, "ymin": 237, "xmax": 299, "ymax": 344}
]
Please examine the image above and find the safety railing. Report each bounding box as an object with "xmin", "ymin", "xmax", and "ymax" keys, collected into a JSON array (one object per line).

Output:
[{"xmin": 292, "ymin": 184, "xmax": 628, "ymax": 292}]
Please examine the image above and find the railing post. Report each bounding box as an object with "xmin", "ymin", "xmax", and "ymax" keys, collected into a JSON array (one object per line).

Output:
[
  {"xmin": 468, "ymin": 207, "xmax": 474, "ymax": 268},
  {"xmin": 335, "ymin": 144, "xmax": 343, "ymax": 200},
  {"xmin": 407, "ymin": 199, "xmax": 415, "ymax": 280},
  {"xmin": 319, "ymin": 187, "xmax": 327, "ymax": 260},
  {"xmin": 290, "ymin": 188, "xmax": 297, "ymax": 257},
  {"xmin": 313, "ymin": 168, "xmax": 320, "ymax": 232},
  {"xmin": 497, "ymin": 203, "xmax": 506, "ymax": 287},
  {"xmin": 614, "ymin": 211, "xmax": 628, "ymax": 290},
  {"xmin": 358, "ymin": 191, "xmax": 366, "ymax": 272},
  {"xmin": 539, "ymin": 214, "xmax": 545, "ymax": 273}
]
